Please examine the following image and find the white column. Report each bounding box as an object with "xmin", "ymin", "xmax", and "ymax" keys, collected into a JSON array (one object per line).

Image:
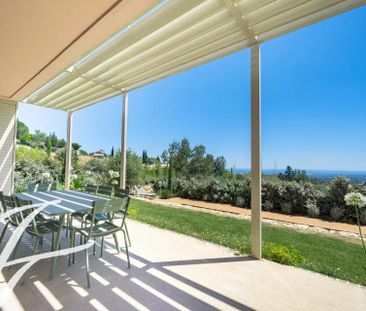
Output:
[
  {"xmin": 64, "ymin": 111, "xmax": 73, "ymax": 190},
  {"xmin": 120, "ymin": 93, "xmax": 128, "ymax": 190},
  {"xmin": 251, "ymin": 43, "xmax": 262, "ymax": 259}
]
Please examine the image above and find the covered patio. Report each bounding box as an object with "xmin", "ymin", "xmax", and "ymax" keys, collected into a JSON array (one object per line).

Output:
[
  {"xmin": 2, "ymin": 220, "xmax": 365, "ymax": 311},
  {"xmin": 1, "ymin": 0, "xmax": 366, "ymax": 309}
]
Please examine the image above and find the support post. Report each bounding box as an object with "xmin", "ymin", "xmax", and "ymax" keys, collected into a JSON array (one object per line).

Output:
[
  {"xmin": 64, "ymin": 111, "xmax": 73, "ymax": 190},
  {"xmin": 250, "ymin": 43, "xmax": 262, "ymax": 259},
  {"xmin": 120, "ymin": 93, "xmax": 128, "ymax": 190}
]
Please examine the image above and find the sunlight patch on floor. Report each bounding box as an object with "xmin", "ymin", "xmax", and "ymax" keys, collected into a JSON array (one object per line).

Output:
[
  {"xmin": 89, "ymin": 298, "xmax": 109, "ymax": 311},
  {"xmin": 147, "ymin": 267, "xmax": 237, "ymax": 311},
  {"xmin": 131, "ymin": 277, "xmax": 190, "ymax": 311},
  {"xmin": 33, "ymin": 281, "xmax": 62, "ymax": 310},
  {"xmin": 112, "ymin": 287, "xmax": 150, "ymax": 311},
  {"xmin": 90, "ymin": 272, "xmax": 110, "ymax": 286}
]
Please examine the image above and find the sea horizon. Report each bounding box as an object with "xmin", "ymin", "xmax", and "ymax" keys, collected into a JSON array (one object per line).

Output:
[{"xmin": 232, "ymin": 168, "xmax": 366, "ymax": 182}]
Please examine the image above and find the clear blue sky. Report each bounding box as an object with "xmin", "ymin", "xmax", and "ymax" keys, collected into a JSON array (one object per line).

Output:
[{"xmin": 18, "ymin": 6, "xmax": 366, "ymax": 171}]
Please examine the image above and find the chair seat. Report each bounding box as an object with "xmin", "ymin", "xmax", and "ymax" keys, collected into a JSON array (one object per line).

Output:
[
  {"xmin": 76, "ymin": 222, "xmax": 120, "ymax": 238},
  {"xmin": 86, "ymin": 213, "xmax": 109, "ymax": 223},
  {"xmin": 26, "ymin": 219, "xmax": 59, "ymax": 236}
]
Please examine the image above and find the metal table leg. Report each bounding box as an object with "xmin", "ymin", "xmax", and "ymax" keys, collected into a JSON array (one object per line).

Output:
[{"xmin": 49, "ymin": 214, "xmax": 66, "ymax": 279}]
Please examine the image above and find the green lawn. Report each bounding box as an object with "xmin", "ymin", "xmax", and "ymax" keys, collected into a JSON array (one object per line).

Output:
[{"xmin": 129, "ymin": 199, "xmax": 366, "ymax": 286}]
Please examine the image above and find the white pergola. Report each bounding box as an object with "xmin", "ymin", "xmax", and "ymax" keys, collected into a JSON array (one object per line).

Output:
[{"xmin": 1, "ymin": 0, "xmax": 365, "ymax": 259}]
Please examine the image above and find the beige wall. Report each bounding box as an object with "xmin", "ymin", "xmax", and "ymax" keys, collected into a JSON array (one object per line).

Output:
[{"xmin": 0, "ymin": 99, "xmax": 17, "ymax": 195}]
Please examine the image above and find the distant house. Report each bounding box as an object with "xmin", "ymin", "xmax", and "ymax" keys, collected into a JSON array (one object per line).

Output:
[{"xmin": 90, "ymin": 149, "xmax": 107, "ymax": 159}]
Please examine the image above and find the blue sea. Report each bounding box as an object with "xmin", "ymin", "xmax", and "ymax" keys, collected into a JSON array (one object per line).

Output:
[{"xmin": 232, "ymin": 168, "xmax": 366, "ymax": 183}]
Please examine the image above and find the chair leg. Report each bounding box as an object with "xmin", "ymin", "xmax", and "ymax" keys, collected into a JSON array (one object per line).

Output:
[
  {"xmin": 85, "ymin": 248, "xmax": 91, "ymax": 288},
  {"xmin": 93, "ymin": 238, "xmax": 96, "ymax": 256},
  {"xmin": 100, "ymin": 237, "xmax": 104, "ymax": 257},
  {"xmin": 124, "ymin": 222, "xmax": 131, "ymax": 247},
  {"xmin": 68, "ymin": 230, "xmax": 75, "ymax": 266},
  {"xmin": 51, "ymin": 232, "xmax": 55, "ymax": 251},
  {"xmin": 0, "ymin": 221, "xmax": 9, "ymax": 250},
  {"xmin": 122, "ymin": 229, "xmax": 131, "ymax": 269},
  {"xmin": 72, "ymin": 231, "xmax": 76, "ymax": 264},
  {"xmin": 112, "ymin": 233, "xmax": 120, "ymax": 254},
  {"xmin": 22, "ymin": 236, "xmax": 40, "ymax": 285}
]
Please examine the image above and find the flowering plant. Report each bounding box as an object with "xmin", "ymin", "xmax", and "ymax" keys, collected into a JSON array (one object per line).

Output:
[
  {"xmin": 108, "ymin": 170, "xmax": 119, "ymax": 178},
  {"xmin": 345, "ymin": 192, "xmax": 366, "ymax": 209},
  {"xmin": 345, "ymin": 192, "xmax": 366, "ymax": 263}
]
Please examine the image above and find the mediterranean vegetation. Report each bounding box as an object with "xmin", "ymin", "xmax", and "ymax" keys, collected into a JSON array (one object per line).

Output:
[
  {"xmin": 15, "ymin": 121, "xmax": 366, "ymax": 226},
  {"xmin": 14, "ymin": 120, "xmax": 366, "ymax": 284}
]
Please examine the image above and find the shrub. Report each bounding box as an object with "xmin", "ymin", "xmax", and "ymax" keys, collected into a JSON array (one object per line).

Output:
[
  {"xmin": 160, "ymin": 189, "xmax": 174, "ymax": 199},
  {"xmin": 330, "ymin": 207, "xmax": 344, "ymax": 221},
  {"xmin": 306, "ymin": 199, "xmax": 320, "ymax": 218},
  {"xmin": 360, "ymin": 208, "xmax": 366, "ymax": 225},
  {"xmin": 263, "ymin": 242, "xmax": 304, "ymax": 266},
  {"xmin": 263, "ymin": 200, "xmax": 274, "ymax": 211},
  {"xmin": 235, "ymin": 196, "xmax": 245, "ymax": 208},
  {"xmin": 280, "ymin": 202, "xmax": 292, "ymax": 214},
  {"xmin": 328, "ymin": 176, "xmax": 351, "ymax": 208}
]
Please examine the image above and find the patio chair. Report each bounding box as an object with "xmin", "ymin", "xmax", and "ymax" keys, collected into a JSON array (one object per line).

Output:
[
  {"xmin": 0, "ymin": 193, "xmax": 21, "ymax": 250},
  {"xmin": 97, "ymin": 185, "xmax": 113, "ymax": 197},
  {"xmin": 113, "ymin": 188, "xmax": 131, "ymax": 246},
  {"xmin": 37, "ymin": 184, "xmax": 49, "ymax": 192},
  {"xmin": 69, "ymin": 197, "xmax": 130, "ymax": 288},
  {"xmin": 85, "ymin": 184, "xmax": 98, "ymax": 194},
  {"xmin": 50, "ymin": 182, "xmax": 57, "ymax": 191},
  {"xmin": 15, "ymin": 198, "xmax": 60, "ymax": 284},
  {"xmin": 27, "ymin": 184, "xmax": 38, "ymax": 192}
]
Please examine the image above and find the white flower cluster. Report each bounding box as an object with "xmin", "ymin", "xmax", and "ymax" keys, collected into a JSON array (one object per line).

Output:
[
  {"xmin": 111, "ymin": 180, "xmax": 119, "ymax": 185},
  {"xmin": 41, "ymin": 172, "xmax": 51, "ymax": 179},
  {"xmin": 344, "ymin": 192, "xmax": 366, "ymax": 209},
  {"xmin": 85, "ymin": 170, "xmax": 92, "ymax": 176},
  {"xmin": 71, "ymin": 174, "xmax": 78, "ymax": 180},
  {"xmin": 108, "ymin": 170, "xmax": 119, "ymax": 178}
]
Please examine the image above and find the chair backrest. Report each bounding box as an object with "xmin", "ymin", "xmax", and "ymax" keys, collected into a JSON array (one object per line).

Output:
[
  {"xmin": 85, "ymin": 184, "xmax": 98, "ymax": 194},
  {"xmin": 88, "ymin": 197, "xmax": 130, "ymax": 231},
  {"xmin": 27, "ymin": 184, "xmax": 38, "ymax": 192},
  {"xmin": 50, "ymin": 182, "xmax": 57, "ymax": 191},
  {"xmin": 37, "ymin": 184, "xmax": 49, "ymax": 192},
  {"xmin": 2, "ymin": 194, "xmax": 22, "ymax": 226},
  {"xmin": 97, "ymin": 185, "xmax": 113, "ymax": 197},
  {"xmin": 0, "ymin": 191, "xmax": 5, "ymax": 213},
  {"xmin": 114, "ymin": 188, "xmax": 130, "ymax": 198},
  {"xmin": 17, "ymin": 198, "xmax": 40, "ymax": 234}
]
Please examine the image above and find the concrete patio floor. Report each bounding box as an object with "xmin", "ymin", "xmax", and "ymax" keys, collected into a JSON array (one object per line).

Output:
[{"xmin": 1, "ymin": 219, "xmax": 365, "ymax": 311}]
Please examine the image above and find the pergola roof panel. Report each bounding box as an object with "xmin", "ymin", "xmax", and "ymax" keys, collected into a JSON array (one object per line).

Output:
[{"xmin": 23, "ymin": 0, "xmax": 365, "ymax": 111}]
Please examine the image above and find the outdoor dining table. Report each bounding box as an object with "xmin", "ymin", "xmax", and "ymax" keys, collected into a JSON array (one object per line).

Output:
[{"xmin": 15, "ymin": 190, "xmax": 109, "ymax": 279}]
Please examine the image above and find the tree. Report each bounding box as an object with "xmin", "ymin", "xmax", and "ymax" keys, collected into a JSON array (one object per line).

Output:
[
  {"xmin": 57, "ymin": 139, "xmax": 66, "ymax": 148},
  {"xmin": 49, "ymin": 132, "xmax": 58, "ymax": 147},
  {"xmin": 279, "ymin": 166, "xmax": 295, "ymax": 181},
  {"xmin": 110, "ymin": 146, "xmax": 115, "ymax": 157},
  {"xmin": 174, "ymin": 138, "xmax": 191, "ymax": 176},
  {"xmin": 17, "ymin": 119, "xmax": 32, "ymax": 145},
  {"xmin": 214, "ymin": 156, "xmax": 226, "ymax": 176},
  {"xmin": 16, "ymin": 119, "xmax": 29, "ymax": 139},
  {"xmin": 161, "ymin": 150, "xmax": 168, "ymax": 164},
  {"xmin": 46, "ymin": 136, "xmax": 52, "ymax": 156},
  {"xmin": 72, "ymin": 143, "xmax": 81, "ymax": 151},
  {"xmin": 126, "ymin": 150, "xmax": 144, "ymax": 187},
  {"xmin": 31, "ymin": 130, "xmax": 47, "ymax": 149},
  {"xmin": 142, "ymin": 150, "xmax": 148, "ymax": 164}
]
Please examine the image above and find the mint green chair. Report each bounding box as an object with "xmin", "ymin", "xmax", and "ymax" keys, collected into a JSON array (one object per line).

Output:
[{"xmin": 69, "ymin": 197, "xmax": 130, "ymax": 288}]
